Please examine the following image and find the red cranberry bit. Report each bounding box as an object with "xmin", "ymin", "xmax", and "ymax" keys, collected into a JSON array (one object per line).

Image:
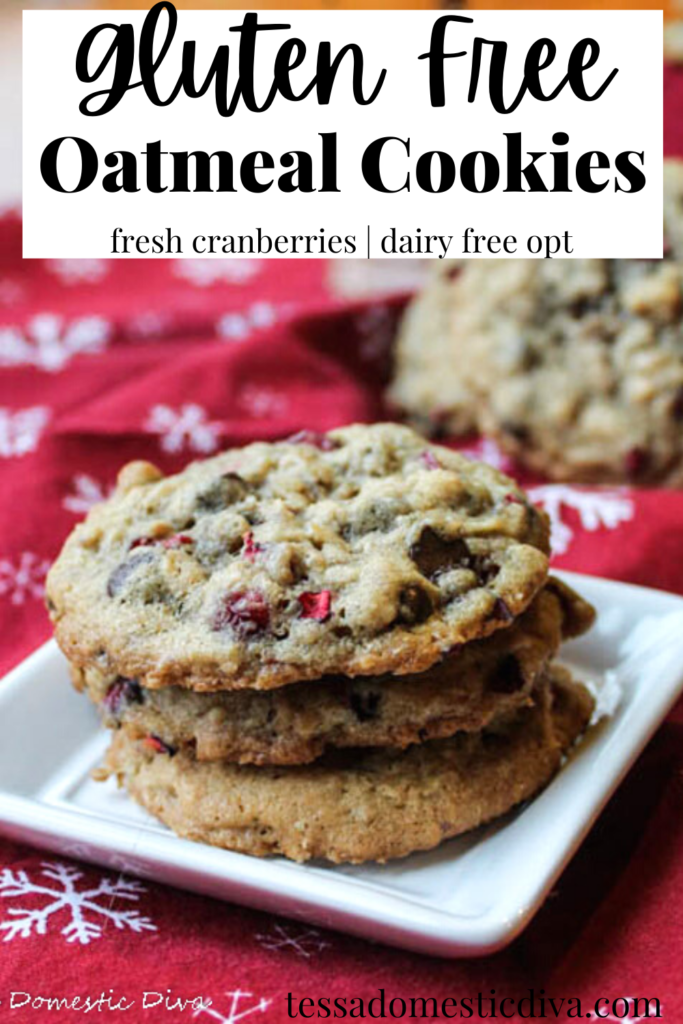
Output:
[
  {"xmin": 102, "ymin": 677, "xmax": 142, "ymax": 716},
  {"xmin": 129, "ymin": 536, "xmax": 157, "ymax": 549},
  {"xmin": 491, "ymin": 598, "xmax": 514, "ymax": 622},
  {"xmin": 143, "ymin": 734, "xmax": 176, "ymax": 756},
  {"xmin": 242, "ymin": 531, "xmax": 263, "ymax": 562},
  {"xmin": 285, "ymin": 430, "xmax": 336, "ymax": 451},
  {"xmin": 624, "ymin": 446, "xmax": 650, "ymax": 479},
  {"xmin": 131, "ymin": 534, "xmax": 192, "ymax": 551},
  {"xmin": 161, "ymin": 534, "xmax": 193, "ymax": 549},
  {"xmin": 211, "ymin": 590, "xmax": 271, "ymax": 638},
  {"xmin": 298, "ymin": 590, "xmax": 332, "ymax": 622},
  {"xmin": 503, "ymin": 493, "xmax": 524, "ymax": 506},
  {"xmin": 419, "ymin": 450, "xmax": 441, "ymax": 471}
]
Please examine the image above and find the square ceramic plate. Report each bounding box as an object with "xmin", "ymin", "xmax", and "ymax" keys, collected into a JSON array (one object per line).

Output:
[{"xmin": 1, "ymin": 571, "xmax": 682, "ymax": 958}]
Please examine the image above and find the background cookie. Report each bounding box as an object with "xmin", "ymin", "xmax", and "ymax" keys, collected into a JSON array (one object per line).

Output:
[
  {"xmin": 390, "ymin": 162, "xmax": 683, "ymax": 484},
  {"xmin": 102, "ymin": 667, "xmax": 594, "ymax": 864},
  {"xmin": 47, "ymin": 423, "xmax": 550, "ymax": 692}
]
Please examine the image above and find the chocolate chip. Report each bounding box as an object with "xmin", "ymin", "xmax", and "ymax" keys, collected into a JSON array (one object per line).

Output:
[
  {"xmin": 197, "ymin": 472, "xmax": 249, "ymax": 511},
  {"xmin": 106, "ymin": 550, "xmax": 155, "ymax": 597},
  {"xmin": 490, "ymin": 597, "xmax": 514, "ymax": 622},
  {"xmin": 397, "ymin": 585, "xmax": 433, "ymax": 625},
  {"xmin": 349, "ymin": 692, "xmax": 381, "ymax": 722},
  {"xmin": 672, "ymin": 386, "xmax": 683, "ymax": 421},
  {"xmin": 501, "ymin": 421, "xmax": 530, "ymax": 443},
  {"xmin": 409, "ymin": 527, "xmax": 499, "ymax": 585},
  {"xmin": 487, "ymin": 654, "xmax": 525, "ymax": 694},
  {"xmin": 409, "ymin": 527, "xmax": 469, "ymax": 580}
]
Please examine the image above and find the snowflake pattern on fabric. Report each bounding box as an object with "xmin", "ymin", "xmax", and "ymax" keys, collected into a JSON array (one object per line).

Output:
[
  {"xmin": 144, "ymin": 403, "xmax": 221, "ymax": 454},
  {"xmin": 459, "ymin": 437, "xmax": 512, "ymax": 473},
  {"xmin": 239, "ymin": 385, "xmax": 288, "ymax": 419},
  {"xmin": 255, "ymin": 923, "xmax": 331, "ymax": 959},
  {"xmin": 63, "ymin": 474, "xmax": 114, "ymax": 515},
  {"xmin": 45, "ymin": 259, "xmax": 109, "ymax": 286},
  {"xmin": 0, "ymin": 313, "xmax": 111, "ymax": 372},
  {"xmin": 0, "ymin": 406, "xmax": 49, "ymax": 458},
  {"xmin": 193, "ymin": 991, "xmax": 271, "ymax": 1023},
  {"xmin": 0, "ymin": 862, "xmax": 156, "ymax": 945},
  {"xmin": 216, "ymin": 303, "xmax": 277, "ymax": 342},
  {"xmin": 175, "ymin": 260, "xmax": 262, "ymax": 288},
  {"xmin": 528, "ymin": 485, "xmax": 635, "ymax": 556},
  {"xmin": 0, "ymin": 551, "xmax": 50, "ymax": 605}
]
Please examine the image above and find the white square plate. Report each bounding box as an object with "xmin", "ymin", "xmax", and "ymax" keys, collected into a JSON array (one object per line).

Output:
[{"xmin": 1, "ymin": 571, "xmax": 682, "ymax": 958}]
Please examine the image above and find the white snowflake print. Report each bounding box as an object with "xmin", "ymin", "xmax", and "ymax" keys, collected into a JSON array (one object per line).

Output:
[
  {"xmin": 528, "ymin": 485, "xmax": 635, "ymax": 556},
  {"xmin": 240, "ymin": 385, "xmax": 288, "ymax": 419},
  {"xmin": 0, "ymin": 313, "xmax": 111, "ymax": 372},
  {"xmin": 460, "ymin": 437, "xmax": 512, "ymax": 472},
  {"xmin": 63, "ymin": 474, "xmax": 114, "ymax": 515},
  {"xmin": 0, "ymin": 406, "xmax": 49, "ymax": 458},
  {"xmin": 0, "ymin": 862, "xmax": 156, "ymax": 945},
  {"xmin": 175, "ymin": 259, "xmax": 262, "ymax": 288},
  {"xmin": 194, "ymin": 991, "xmax": 271, "ymax": 1024},
  {"xmin": 0, "ymin": 552, "xmax": 51, "ymax": 605},
  {"xmin": 216, "ymin": 302, "xmax": 277, "ymax": 342},
  {"xmin": 45, "ymin": 259, "xmax": 109, "ymax": 285},
  {"xmin": 145, "ymin": 403, "xmax": 221, "ymax": 454},
  {"xmin": 597, "ymin": 997, "xmax": 662, "ymax": 1023},
  {"xmin": 256, "ymin": 923, "xmax": 330, "ymax": 959}
]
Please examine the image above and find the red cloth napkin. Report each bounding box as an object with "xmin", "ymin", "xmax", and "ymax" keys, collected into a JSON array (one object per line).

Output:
[{"xmin": 0, "ymin": 70, "xmax": 683, "ymax": 1024}]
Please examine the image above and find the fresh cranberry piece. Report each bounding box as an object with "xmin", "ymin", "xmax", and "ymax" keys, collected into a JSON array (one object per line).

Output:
[
  {"xmin": 102, "ymin": 677, "xmax": 143, "ymax": 716},
  {"xmin": 503, "ymin": 493, "xmax": 524, "ymax": 505},
  {"xmin": 143, "ymin": 734, "xmax": 176, "ymax": 756},
  {"xmin": 625, "ymin": 446, "xmax": 650, "ymax": 479},
  {"xmin": 129, "ymin": 536, "xmax": 157, "ymax": 549},
  {"xmin": 130, "ymin": 534, "xmax": 193, "ymax": 551},
  {"xmin": 285, "ymin": 430, "xmax": 337, "ymax": 451},
  {"xmin": 242, "ymin": 531, "xmax": 263, "ymax": 562},
  {"xmin": 298, "ymin": 590, "xmax": 332, "ymax": 622},
  {"xmin": 161, "ymin": 534, "xmax": 193, "ymax": 549},
  {"xmin": 419, "ymin": 450, "xmax": 441, "ymax": 470},
  {"xmin": 211, "ymin": 590, "xmax": 271, "ymax": 638}
]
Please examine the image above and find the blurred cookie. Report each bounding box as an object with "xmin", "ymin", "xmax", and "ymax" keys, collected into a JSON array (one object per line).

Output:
[{"xmin": 101, "ymin": 666, "xmax": 594, "ymax": 864}]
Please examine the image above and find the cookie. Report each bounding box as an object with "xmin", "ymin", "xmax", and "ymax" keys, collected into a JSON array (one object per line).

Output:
[
  {"xmin": 665, "ymin": 21, "xmax": 683, "ymax": 64},
  {"xmin": 101, "ymin": 666, "xmax": 594, "ymax": 864},
  {"xmin": 47, "ymin": 423, "xmax": 550, "ymax": 692},
  {"xmin": 74, "ymin": 579, "xmax": 594, "ymax": 765},
  {"xmin": 390, "ymin": 163, "xmax": 683, "ymax": 484},
  {"xmin": 448, "ymin": 258, "xmax": 683, "ymax": 484},
  {"xmin": 388, "ymin": 260, "xmax": 476, "ymax": 436}
]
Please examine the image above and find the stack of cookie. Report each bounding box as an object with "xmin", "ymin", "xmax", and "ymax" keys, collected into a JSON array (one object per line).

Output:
[
  {"xmin": 390, "ymin": 160, "xmax": 683, "ymax": 485},
  {"xmin": 47, "ymin": 424, "xmax": 595, "ymax": 864}
]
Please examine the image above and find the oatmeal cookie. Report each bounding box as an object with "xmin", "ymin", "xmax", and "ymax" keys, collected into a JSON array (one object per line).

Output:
[
  {"xmin": 390, "ymin": 162, "xmax": 683, "ymax": 484},
  {"xmin": 449, "ymin": 258, "xmax": 683, "ymax": 483},
  {"xmin": 47, "ymin": 423, "xmax": 550, "ymax": 692},
  {"xmin": 101, "ymin": 666, "xmax": 594, "ymax": 864},
  {"xmin": 74, "ymin": 579, "xmax": 594, "ymax": 765},
  {"xmin": 388, "ymin": 260, "xmax": 475, "ymax": 435}
]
